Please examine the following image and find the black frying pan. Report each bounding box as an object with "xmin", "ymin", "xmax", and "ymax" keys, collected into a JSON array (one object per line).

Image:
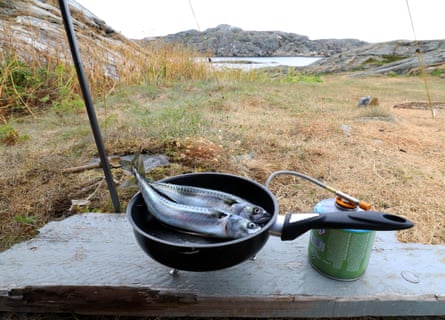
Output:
[{"xmin": 127, "ymin": 172, "xmax": 413, "ymax": 271}]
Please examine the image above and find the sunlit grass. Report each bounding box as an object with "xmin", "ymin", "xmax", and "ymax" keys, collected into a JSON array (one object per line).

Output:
[{"xmin": 0, "ymin": 18, "xmax": 215, "ymax": 122}]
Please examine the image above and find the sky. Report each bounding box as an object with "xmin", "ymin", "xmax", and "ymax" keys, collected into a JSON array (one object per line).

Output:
[{"xmin": 74, "ymin": 0, "xmax": 444, "ymax": 43}]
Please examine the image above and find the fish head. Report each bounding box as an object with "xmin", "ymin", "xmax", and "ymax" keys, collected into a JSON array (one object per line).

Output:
[
  {"xmin": 239, "ymin": 205, "xmax": 272, "ymax": 226},
  {"xmin": 225, "ymin": 214, "xmax": 261, "ymax": 239}
]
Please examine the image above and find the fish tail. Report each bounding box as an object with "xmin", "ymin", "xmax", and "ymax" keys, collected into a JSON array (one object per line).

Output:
[{"xmin": 120, "ymin": 152, "xmax": 146, "ymax": 178}]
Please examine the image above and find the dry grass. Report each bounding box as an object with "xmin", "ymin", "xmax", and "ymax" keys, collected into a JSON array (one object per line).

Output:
[
  {"xmin": 1, "ymin": 8, "xmax": 444, "ymax": 248},
  {"xmin": 0, "ymin": 11, "xmax": 212, "ymax": 121},
  {"xmin": 1, "ymin": 71, "xmax": 445, "ymax": 250}
]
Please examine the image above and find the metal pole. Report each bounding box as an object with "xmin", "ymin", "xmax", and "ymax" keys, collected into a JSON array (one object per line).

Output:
[{"xmin": 58, "ymin": 0, "xmax": 121, "ymax": 212}]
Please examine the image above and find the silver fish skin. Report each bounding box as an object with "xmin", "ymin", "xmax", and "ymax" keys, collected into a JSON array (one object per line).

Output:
[
  {"xmin": 149, "ymin": 181, "xmax": 272, "ymax": 225},
  {"xmin": 132, "ymin": 168, "xmax": 260, "ymax": 239}
]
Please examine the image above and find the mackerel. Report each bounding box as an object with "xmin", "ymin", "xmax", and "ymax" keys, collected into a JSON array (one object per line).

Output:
[
  {"xmin": 150, "ymin": 181, "xmax": 272, "ymax": 225},
  {"xmin": 123, "ymin": 153, "xmax": 261, "ymax": 238}
]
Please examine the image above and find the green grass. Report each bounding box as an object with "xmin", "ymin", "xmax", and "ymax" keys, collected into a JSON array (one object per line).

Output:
[
  {"xmin": 430, "ymin": 69, "xmax": 444, "ymax": 77},
  {"xmin": 363, "ymin": 55, "xmax": 407, "ymax": 67},
  {"xmin": 356, "ymin": 105, "xmax": 394, "ymax": 121},
  {"xmin": 0, "ymin": 32, "xmax": 213, "ymax": 123},
  {"xmin": 0, "ymin": 123, "xmax": 23, "ymax": 145},
  {"xmin": 0, "ymin": 55, "xmax": 81, "ymax": 119},
  {"xmin": 281, "ymin": 69, "xmax": 323, "ymax": 83}
]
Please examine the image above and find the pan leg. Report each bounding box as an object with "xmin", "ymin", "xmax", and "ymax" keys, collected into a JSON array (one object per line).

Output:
[{"xmin": 169, "ymin": 268, "xmax": 179, "ymax": 276}]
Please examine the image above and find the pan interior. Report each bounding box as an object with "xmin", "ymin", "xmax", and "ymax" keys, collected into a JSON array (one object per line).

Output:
[{"xmin": 128, "ymin": 172, "xmax": 278, "ymax": 247}]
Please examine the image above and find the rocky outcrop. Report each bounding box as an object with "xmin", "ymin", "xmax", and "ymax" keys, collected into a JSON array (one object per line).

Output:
[
  {"xmin": 303, "ymin": 40, "xmax": 445, "ymax": 76},
  {"xmin": 155, "ymin": 25, "xmax": 444, "ymax": 75},
  {"xmin": 3, "ymin": 3, "xmax": 444, "ymax": 77},
  {"xmin": 155, "ymin": 24, "xmax": 368, "ymax": 57},
  {"xmin": 0, "ymin": 0, "xmax": 137, "ymax": 78}
]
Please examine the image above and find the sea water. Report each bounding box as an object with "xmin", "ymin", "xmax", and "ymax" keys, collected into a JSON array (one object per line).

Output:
[{"xmin": 203, "ymin": 56, "xmax": 322, "ymax": 70}]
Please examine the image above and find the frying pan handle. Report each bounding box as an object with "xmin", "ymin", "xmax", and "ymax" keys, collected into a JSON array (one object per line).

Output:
[{"xmin": 280, "ymin": 211, "xmax": 414, "ymax": 241}]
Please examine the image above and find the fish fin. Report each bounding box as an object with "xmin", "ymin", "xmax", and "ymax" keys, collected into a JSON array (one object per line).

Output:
[
  {"xmin": 135, "ymin": 152, "xmax": 145, "ymax": 178},
  {"xmin": 209, "ymin": 209, "xmax": 230, "ymax": 219},
  {"xmin": 224, "ymin": 198, "xmax": 238, "ymax": 206},
  {"xmin": 148, "ymin": 183, "xmax": 178, "ymax": 202}
]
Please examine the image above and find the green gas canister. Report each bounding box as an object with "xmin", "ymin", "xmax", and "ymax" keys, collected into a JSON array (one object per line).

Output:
[{"xmin": 307, "ymin": 197, "xmax": 376, "ymax": 280}]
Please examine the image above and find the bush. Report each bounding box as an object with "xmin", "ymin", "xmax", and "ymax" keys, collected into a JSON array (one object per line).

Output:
[{"xmin": 0, "ymin": 55, "xmax": 81, "ymax": 119}]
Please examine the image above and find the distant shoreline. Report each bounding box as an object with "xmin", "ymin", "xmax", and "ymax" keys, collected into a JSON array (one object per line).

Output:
[{"xmin": 200, "ymin": 56, "xmax": 322, "ymax": 70}]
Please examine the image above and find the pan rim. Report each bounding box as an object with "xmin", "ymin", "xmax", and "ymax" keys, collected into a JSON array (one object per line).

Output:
[{"xmin": 126, "ymin": 172, "xmax": 278, "ymax": 249}]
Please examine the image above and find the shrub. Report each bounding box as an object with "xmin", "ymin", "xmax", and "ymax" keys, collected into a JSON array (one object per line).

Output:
[{"xmin": 0, "ymin": 54, "xmax": 81, "ymax": 119}]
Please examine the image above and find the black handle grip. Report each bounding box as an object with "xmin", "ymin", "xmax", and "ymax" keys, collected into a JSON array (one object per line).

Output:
[{"xmin": 280, "ymin": 211, "xmax": 414, "ymax": 241}]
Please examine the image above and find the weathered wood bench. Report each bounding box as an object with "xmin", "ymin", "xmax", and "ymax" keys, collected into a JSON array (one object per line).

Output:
[{"xmin": 1, "ymin": 213, "xmax": 444, "ymax": 317}]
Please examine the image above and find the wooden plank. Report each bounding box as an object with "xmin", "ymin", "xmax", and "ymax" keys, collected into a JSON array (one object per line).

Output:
[
  {"xmin": 393, "ymin": 101, "xmax": 445, "ymax": 109},
  {"xmin": 1, "ymin": 285, "xmax": 443, "ymax": 317},
  {"xmin": 1, "ymin": 213, "xmax": 444, "ymax": 317}
]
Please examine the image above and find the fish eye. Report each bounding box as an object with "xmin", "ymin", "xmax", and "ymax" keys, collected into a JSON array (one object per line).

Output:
[
  {"xmin": 247, "ymin": 222, "xmax": 257, "ymax": 229},
  {"xmin": 252, "ymin": 206, "xmax": 263, "ymax": 214}
]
